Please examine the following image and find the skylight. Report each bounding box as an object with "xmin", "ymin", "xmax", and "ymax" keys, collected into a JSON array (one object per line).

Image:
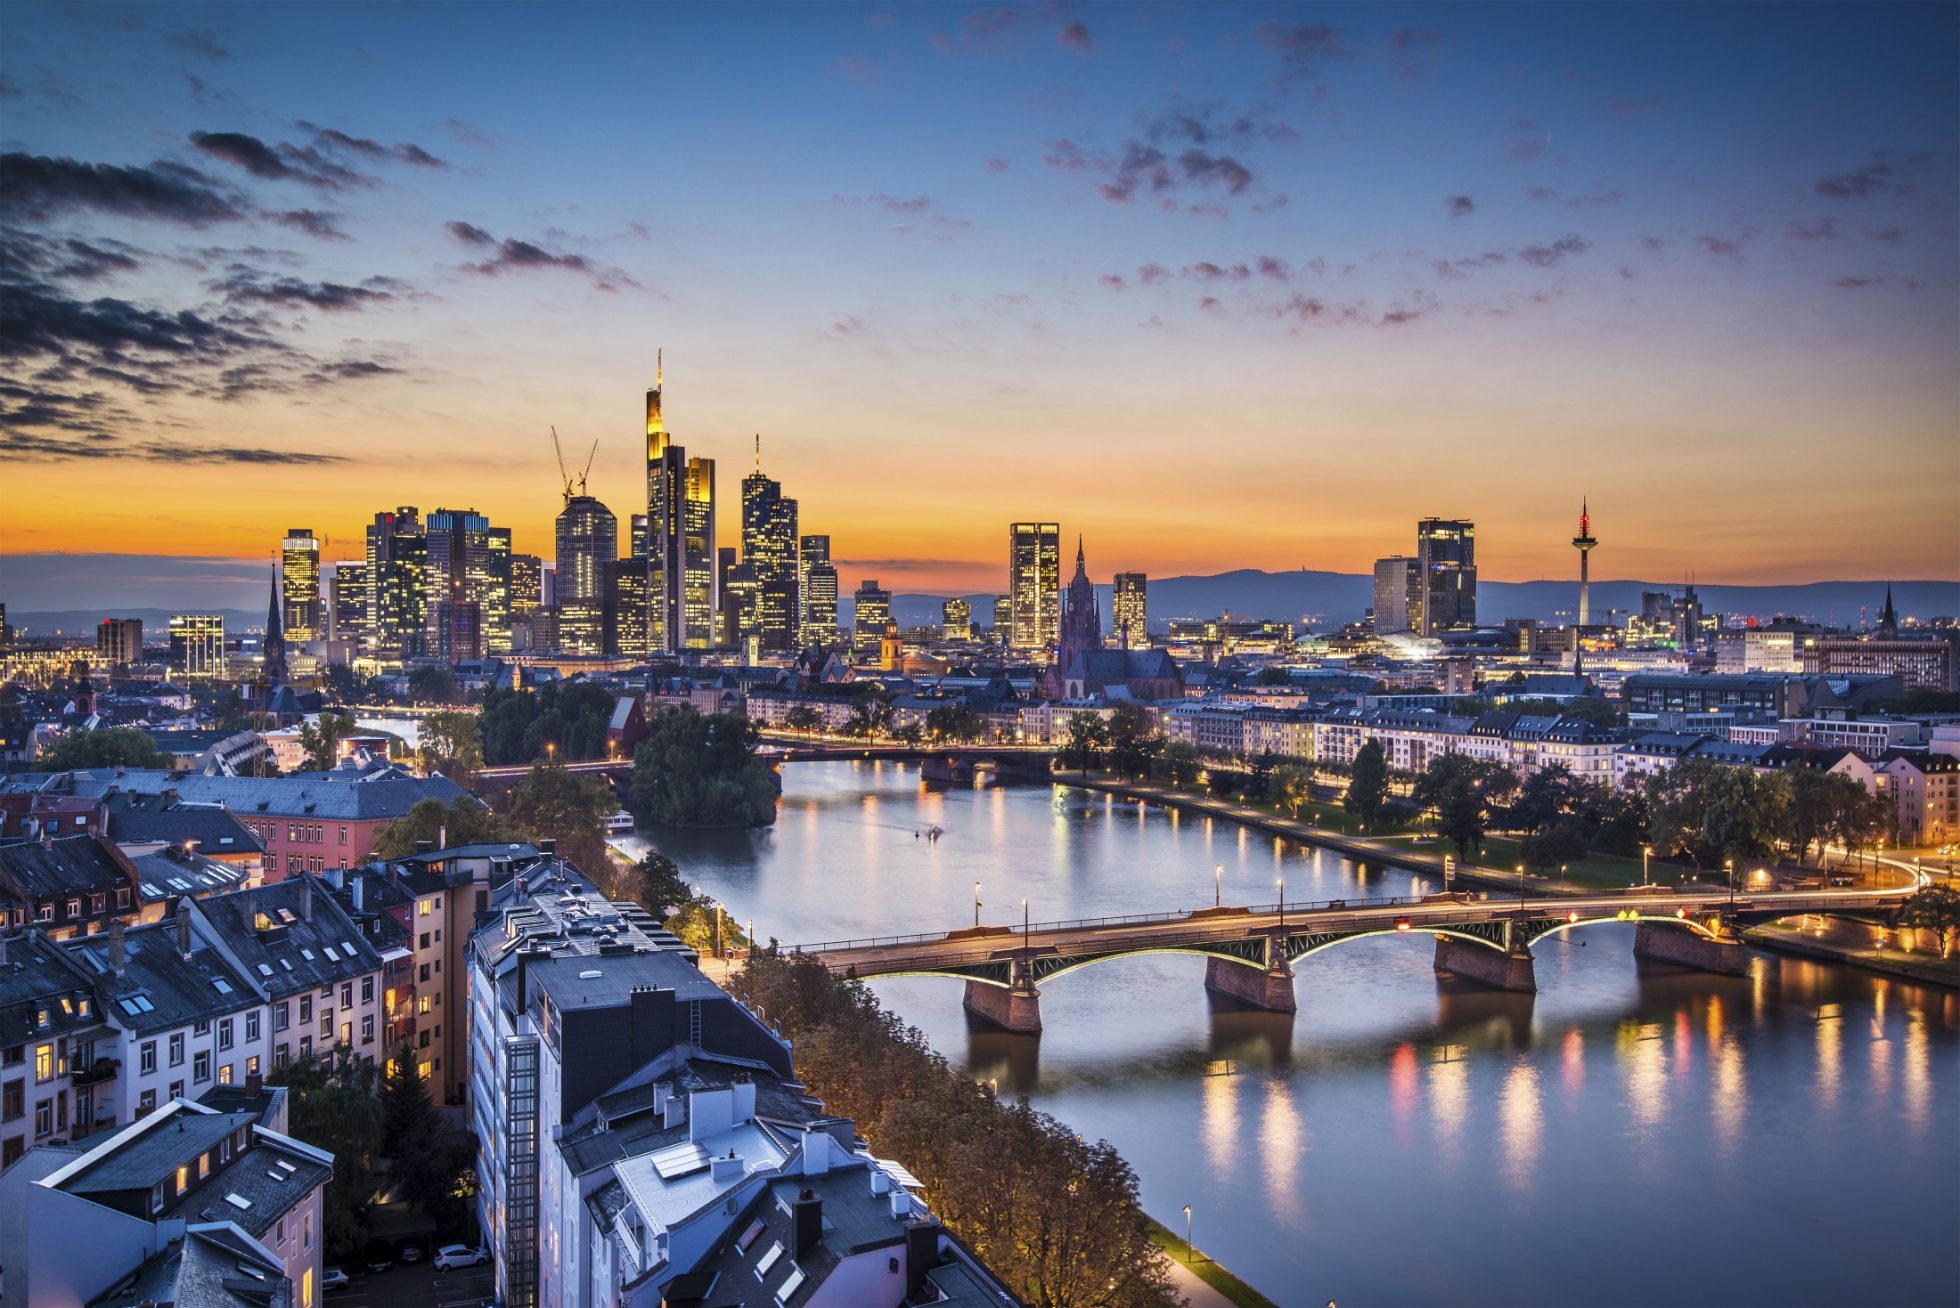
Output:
[
  {"xmin": 323, "ymin": 946, "xmax": 339, "ymax": 961},
  {"xmin": 299, "ymin": 949, "xmax": 315, "ymax": 961},
  {"xmin": 649, "ymin": 1141, "xmax": 711, "ymax": 1181},
  {"xmin": 212, "ymin": 978, "xmax": 232, "ymax": 994},
  {"xmin": 225, "ymin": 1193, "xmax": 252, "ymax": 1210},
  {"xmin": 755, "ymin": 1243, "xmax": 784, "ymax": 1276},
  {"xmin": 776, "ymin": 1266, "xmax": 806, "ymax": 1303},
  {"xmin": 258, "ymin": 964, "xmax": 274, "ymax": 977}
]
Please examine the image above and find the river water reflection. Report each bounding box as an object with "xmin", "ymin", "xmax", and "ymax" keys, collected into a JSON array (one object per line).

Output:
[{"xmin": 624, "ymin": 762, "xmax": 1959, "ymax": 1307}]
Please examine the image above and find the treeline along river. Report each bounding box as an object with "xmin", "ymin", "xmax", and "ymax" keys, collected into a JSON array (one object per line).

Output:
[{"xmin": 622, "ymin": 761, "xmax": 1960, "ymax": 1308}]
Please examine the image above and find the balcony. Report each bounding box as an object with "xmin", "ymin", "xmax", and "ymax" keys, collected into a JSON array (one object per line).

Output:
[{"xmin": 72, "ymin": 1057, "xmax": 120, "ymax": 1087}]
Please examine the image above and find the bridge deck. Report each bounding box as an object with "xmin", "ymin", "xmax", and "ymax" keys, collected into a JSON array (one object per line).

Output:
[{"xmin": 791, "ymin": 887, "xmax": 1907, "ymax": 978}]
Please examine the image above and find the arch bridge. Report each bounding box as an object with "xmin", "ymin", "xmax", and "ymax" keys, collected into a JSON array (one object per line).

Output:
[{"xmin": 784, "ymin": 886, "xmax": 1910, "ymax": 1033}]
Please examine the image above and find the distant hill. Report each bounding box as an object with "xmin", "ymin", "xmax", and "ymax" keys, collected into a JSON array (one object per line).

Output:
[{"xmin": 6, "ymin": 608, "xmax": 265, "ymax": 639}]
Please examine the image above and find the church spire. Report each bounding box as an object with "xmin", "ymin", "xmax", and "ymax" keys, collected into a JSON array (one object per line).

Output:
[
  {"xmin": 1878, "ymin": 583, "xmax": 1899, "ymax": 637},
  {"xmin": 263, "ymin": 564, "xmax": 287, "ymax": 684}
]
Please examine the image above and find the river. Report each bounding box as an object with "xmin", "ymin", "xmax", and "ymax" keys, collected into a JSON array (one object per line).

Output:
[{"xmin": 621, "ymin": 761, "xmax": 1960, "ymax": 1308}]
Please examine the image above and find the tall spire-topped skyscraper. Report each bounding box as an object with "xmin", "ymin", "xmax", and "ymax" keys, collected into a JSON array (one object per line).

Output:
[{"xmin": 1572, "ymin": 498, "xmax": 1598, "ymax": 628}]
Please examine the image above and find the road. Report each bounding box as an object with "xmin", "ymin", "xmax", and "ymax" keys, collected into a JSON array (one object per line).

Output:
[{"xmin": 326, "ymin": 1261, "xmax": 494, "ymax": 1308}]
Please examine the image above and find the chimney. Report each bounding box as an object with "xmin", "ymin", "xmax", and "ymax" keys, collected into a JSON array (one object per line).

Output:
[
  {"xmin": 415, "ymin": 840, "xmax": 434, "ymax": 855},
  {"xmin": 109, "ymin": 917, "xmax": 127, "ymax": 975},
  {"xmin": 438, "ymin": 822, "xmax": 448, "ymax": 851},
  {"xmin": 245, "ymin": 1067, "xmax": 263, "ymax": 1099},
  {"xmin": 0, "ymin": 934, "xmax": 8, "ymax": 967},
  {"xmin": 296, "ymin": 877, "xmax": 312, "ymax": 921},
  {"xmin": 792, "ymin": 1189, "xmax": 823, "ymax": 1261},
  {"xmin": 904, "ymin": 1221, "xmax": 941, "ymax": 1297},
  {"xmin": 351, "ymin": 876, "xmax": 366, "ymax": 913},
  {"xmin": 800, "ymin": 1127, "xmax": 831, "ymax": 1177},
  {"xmin": 174, "ymin": 900, "xmax": 192, "ymax": 960},
  {"xmin": 538, "ymin": 839, "xmax": 557, "ymax": 856}
]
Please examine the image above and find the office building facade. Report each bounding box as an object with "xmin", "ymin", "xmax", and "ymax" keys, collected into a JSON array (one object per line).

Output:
[
  {"xmin": 1008, "ymin": 522, "xmax": 1060, "ymax": 651},
  {"xmin": 554, "ymin": 495, "xmax": 618, "ymax": 656},
  {"xmin": 280, "ymin": 529, "xmax": 322, "ymax": 643},
  {"xmin": 1113, "ymin": 572, "xmax": 1147, "ymax": 649},
  {"xmin": 1373, "ymin": 556, "xmax": 1417, "ymax": 634},
  {"xmin": 96, "ymin": 618, "xmax": 143, "ymax": 669},
  {"xmin": 852, "ymin": 580, "xmax": 891, "ymax": 658},
  {"xmin": 1414, "ymin": 519, "xmax": 1476, "ymax": 635},
  {"xmin": 167, "ymin": 615, "xmax": 224, "ymax": 680},
  {"xmin": 741, "ymin": 464, "xmax": 799, "ymax": 653},
  {"xmin": 942, "ymin": 598, "xmax": 971, "ymax": 642}
]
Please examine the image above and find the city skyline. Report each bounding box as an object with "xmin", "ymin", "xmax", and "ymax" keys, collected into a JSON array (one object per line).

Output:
[{"xmin": 3, "ymin": 2, "xmax": 1956, "ymax": 599}]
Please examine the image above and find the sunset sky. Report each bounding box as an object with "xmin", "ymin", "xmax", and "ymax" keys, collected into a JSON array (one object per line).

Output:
[{"xmin": 2, "ymin": 1, "xmax": 1955, "ymax": 611}]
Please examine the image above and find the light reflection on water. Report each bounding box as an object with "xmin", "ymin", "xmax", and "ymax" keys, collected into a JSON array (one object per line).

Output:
[{"xmin": 628, "ymin": 762, "xmax": 1960, "ymax": 1308}]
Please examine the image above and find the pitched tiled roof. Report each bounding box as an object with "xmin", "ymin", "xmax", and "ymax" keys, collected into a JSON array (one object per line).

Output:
[
  {"xmin": 198, "ymin": 877, "xmax": 385, "ymax": 1000},
  {"xmin": 0, "ymin": 835, "xmax": 133, "ymax": 900}
]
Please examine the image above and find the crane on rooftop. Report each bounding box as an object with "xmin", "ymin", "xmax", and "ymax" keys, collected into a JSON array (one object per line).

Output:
[{"xmin": 550, "ymin": 426, "xmax": 600, "ymax": 505}]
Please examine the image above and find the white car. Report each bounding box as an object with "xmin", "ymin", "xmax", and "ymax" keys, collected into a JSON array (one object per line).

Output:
[
  {"xmin": 434, "ymin": 1245, "xmax": 491, "ymax": 1271},
  {"xmin": 322, "ymin": 1267, "xmax": 351, "ymax": 1291}
]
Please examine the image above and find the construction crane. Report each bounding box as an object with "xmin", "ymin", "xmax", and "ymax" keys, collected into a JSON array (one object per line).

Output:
[{"xmin": 549, "ymin": 427, "xmax": 599, "ymax": 504}]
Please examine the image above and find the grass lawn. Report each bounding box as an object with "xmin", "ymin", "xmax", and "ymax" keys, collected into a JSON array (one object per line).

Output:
[{"xmin": 1144, "ymin": 1217, "xmax": 1281, "ymax": 1308}]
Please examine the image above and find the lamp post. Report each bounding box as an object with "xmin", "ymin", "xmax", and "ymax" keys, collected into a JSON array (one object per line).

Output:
[
  {"xmin": 1517, "ymin": 862, "xmax": 1526, "ymax": 908},
  {"xmin": 1277, "ymin": 876, "xmax": 1286, "ymax": 931},
  {"xmin": 974, "ymin": 881, "xmax": 982, "ymax": 929},
  {"xmin": 1642, "ymin": 844, "xmax": 1652, "ymax": 888},
  {"xmin": 1183, "ymin": 1204, "xmax": 1193, "ymax": 1265},
  {"xmin": 1214, "ymin": 863, "xmax": 1222, "ymax": 909},
  {"xmin": 1022, "ymin": 898, "xmax": 1030, "ymax": 952},
  {"xmin": 1725, "ymin": 857, "xmax": 1736, "ymax": 908}
]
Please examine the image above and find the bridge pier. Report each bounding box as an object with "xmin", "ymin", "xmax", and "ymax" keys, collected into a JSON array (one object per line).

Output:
[
  {"xmin": 921, "ymin": 756, "xmax": 958, "ymax": 786},
  {"xmin": 1633, "ymin": 922, "xmax": 1748, "ymax": 976},
  {"xmin": 1202, "ymin": 956, "xmax": 1297, "ymax": 1013},
  {"xmin": 963, "ymin": 978, "xmax": 1042, "ymax": 1034},
  {"xmin": 1433, "ymin": 937, "xmax": 1537, "ymax": 993}
]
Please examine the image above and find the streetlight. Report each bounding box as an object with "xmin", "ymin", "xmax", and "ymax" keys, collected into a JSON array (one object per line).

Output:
[
  {"xmin": 1642, "ymin": 844, "xmax": 1652, "ymax": 888},
  {"xmin": 1725, "ymin": 857, "xmax": 1736, "ymax": 908},
  {"xmin": 974, "ymin": 881, "xmax": 982, "ymax": 929},
  {"xmin": 1214, "ymin": 863, "xmax": 1223, "ymax": 909},
  {"xmin": 1022, "ymin": 898, "xmax": 1030, "ymax": 952},
  {"xmin": 1517, "ymin": 862, "xmax": 1526, "ymax": 908},
  {"xmin": 1183, "ymin": 1205, "xmax": 1193, "ymax": 1265},
  {"xmin": 1277, "ymin": 876, "xmax": 1286, "ymax": 930}
]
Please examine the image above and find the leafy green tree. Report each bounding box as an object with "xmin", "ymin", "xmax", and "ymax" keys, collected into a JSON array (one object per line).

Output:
[
  {"xmin": 404, "ymin": 665, "xmax": 461, "ymax": 705},
  {"xmin": 1269, "ymin": 763, "xmax": 1315, "ymax": 816},
  {"xmin": 269, "ymin": 1052, "xmax": 383, "ymax": 1261},
  {"xmin": 478, "ymin": 681, "xmax": 617, "ymax": 764},
  {"xmin": 32, "ymin": 727, "xmax": 166, "ymax": 772},
  {"xmin": 1057, "ymin": 713, "xmax": 1107, "ymax": 776},
  {"xmin": 1100, "ymin": 701, "xmax": 1161, "ymax": 779},
  {"xmin": 507, "ymin": 760, "xmax": 618, "ymax": 874},
  {"xmin": 417, "ymin": 709, "xmax": 484, "ymax": 782},
  {"xmin": 1153, "ymin": 740, "xmax": 1202, "ymax": 786},
  {"xmin": 1344, "ymin": 739, "xmax": 1391, "ymax": 828},
  {"xmin": 893, "ymin": 722, "xmax": 926, "ymax": 746},
  {"xmin": 1899, "ymin": 885, "xmax": 1960, "ymax": 959},
  {"xmin": 296, "ymin": 711, "xmax": 358, "ymax": 771},
  {"xmin": 924, "ymin": 703, "xmax": 986, "ymax": 743},
  {"xmin": 629, "ymin": 707, "xmax": 778, "ymax": 828},
  {"xmin": 783, "ymin": 704, "xmax": 823, "ymax": 735},
  {"xmin": 1788, "ymin": 767, "xmax": 1845, "ymax": 865},
  {"xmin": 1510, "ymin": 762, "xmax": 1590, "ymax": 834},
  {"xmin": 370, "ymin": 797, "xmax": 512, "ymax": 859},
  {"xmin": 1254, "ymin": 666, "xmax": 1291, "ymax": 686},
  {"xmin": 1521, "ymin": 816, "xmax": 1590, "ymax": 871},
  {"xmin": 1646, "ymin": 760, "xmax": 1793, "ymax": 869}
]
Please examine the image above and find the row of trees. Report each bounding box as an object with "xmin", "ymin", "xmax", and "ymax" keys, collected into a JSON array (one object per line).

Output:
[
  {"xmin": 1056, "ymin": 702, "xmax": 1164, "ymax": 779},
  {"xmin": 730, "ymin": 950, "xmax": 1177, "ymax": 1308},
  {"xmin": 478, "ymin": 681, "xmax": 617, "ymax": 765},
  {"xmin": 627, "ymin": 707, "xmax": 779, "ymax": 828},
  {"xmin": 371, "ymin": 759, "xmax": 619, "ymax": 876}
]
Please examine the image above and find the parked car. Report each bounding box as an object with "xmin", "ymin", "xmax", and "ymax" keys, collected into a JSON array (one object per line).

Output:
[
  {"xmin": 434, "ymin": 1244, "xmax": 491, "ymax": 1271},
  {"xmin": 322, "ymin": 1267, "xmax": 351, "ymax": 1292},
  {"xmin": 363, "ymin": 1240, "xmax": 394, "ymax": 1274},
  {"xmin": 398, "ymin": 1241, "xmax": 427, "ymax": 1264}
]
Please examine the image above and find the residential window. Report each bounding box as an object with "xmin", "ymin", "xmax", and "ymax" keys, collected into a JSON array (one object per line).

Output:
[
  {"xmin": 246, "ymin": 1055, "xmax": 260, "ymax": 1077},
  {"xmin": 168, "ymin": 1034, "xmax": 184, "ymax": 1066},
  {"xmin": 2, "ymin": 1047, "xmax": 19, "ymax": 1067},
  {"xmin": 66, "ymin": 898, "xmax": 81, "ymax": 919},
  {"xmin": 2, "ymin": 1081, "xmax": 21, "ymax": 1120},
  {"xmin": 418, "ymin": 899, "xmax": 432, "ymax": 917},
  {"xmin": 340, "ymin": 983, "xmax": 352, "ymax": 1009},
  {"xmin": 275, "ymin": 1044, "xmax": 289, "ymax": 1068},
  {"xmin": 245, "ymin": 1012, "xmax": 261, "ymax": 1042},
  {"xmin": 194, "ymin": 1020, "xmax": 209, "ymax": 1036},
  {"xmin": 420, "ymin": 933, "xmax": 431, "ymax": 950},
  {"xmin": 140, "ymin": 1041, "xmax": 157, "ymax": 1074},
  {"xmin": 35, "ymin": 1100, "xmax": 52, "ymax": 1138},
  {"xmin": 274, "ymin": 1002, "xmax": 290, "ymax": 1032},
  {"xmin": 219, "ymin": 1063, "xmax": 233, "ymax": 1085},
  {"xmin": 137, "ymin": 1088, "xmax": 157, "ymax": 1115},
  {"xmin": 36, "ymin": 905, "xmax": 52, "ymax": 922},
  {"xmin": 361, "ymin": 977, "xmax": 373, "ymax": 1004},
  {"xmin": 198, "ymin": 1151, "xmax": 210, "ymax": 1179},
  {"xmin": 339, "ymin": 826, "xmax": 347, "ymax": 844},
  {"xmin": 33, "ymin": 1044, "xmax": 53, "ymax": 1082},
  {"xmin": 361, "ymin": 1015, "xmax": 374, "ymax": 1043},
  {"xmin": 319, "ymin": 1009, "xmax": 332, "ymax": 1038},
  {"xmin": 417, "ymin": 994, "xmax": 431, "ymax": 1016},
  {"xmin": 218, "ymin": 1018, "xmax": 234, "ymax": 1050},
  {"xmin": 168, "ymin": 1079, "xmax": 184, "ymax": 1101},
  {"xmin": 176, "ymin": 1163, "xmax": 188, "ymax": 1194},
  {"xmin": 90, "ymin": 892, "xmax": 105, "ymax": 914},
  {"xmin": 419, "ymin": 964, "xmax": 430, "ymax": 983},
  {"xmin": 117, "ymin": 888, "xmax": 130, "ymax": 908},
  {"xmin": 340, "ymin": 1021, "xmax": 352, "ymax": 1046},
  {"xmin": 193, "ymin": 1051, "xmax": 210, "ymax": 1083},
  {"xmin": 299, "ymin": 996, "xmax": 311, "ymax": 1023}
]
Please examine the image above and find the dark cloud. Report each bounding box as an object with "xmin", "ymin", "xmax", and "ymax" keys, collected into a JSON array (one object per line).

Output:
[
  {"xmin": 394, "ymin": 143, "xmax": 446, "ymax": 168},
  {"xmin": 1815, "ymin": 150, "xmax": 1908, "ymax": 200},
  {"xmin": 829, "ymin": 315, "xmax": 869, "ymax": 337},
  {"xmin": 1447, "ymin": 194, "xmax": 1475, "ymax": 218},
  {"xmin": 214, "ymin": 272, "xmax": 402, "ymax": 313},
  {"xmin": 1, "ymin": 230, "xmax": 144, "ymax": 283},
  {"xmin": 298, "ymin": 122, "xmax": 449, "ymax": 169},
  {"xmin": 1785, "ymin": 218, "xmax": 1840, "ymax": 241},
  {"xmin": 1097, "ymin": 143, "xmax": 1255, "ymax": 203},
  {"xmin": 265, "ymin": 208, "xmax": 350, "ymax": 241},
  {"xmin": 1098, "ymin": 274, "xmax": 1126, "ymax": 291},
  {"xmin": 0, "ymin": 280, "xmax": 278, "ymax": 363},
  {"xmin": 1256, "ymin": 255, "xmax": 1290, "ymax": 282},
  {"xmin": 1059, "ymin": 20, "xmax": 1092, "ymax": 52},
  {"xmin": 986, "ymin": 156, "xmax": 1011, "ymax": 173},
  {"xmin": 1390, "ymin": 27, "xmax": 1440, "ymax": 78},
  {"xmin": 441, "ymin": 117, "xmax": 494, "ymax": 146},
  {"xmin": 1516, "ymin": 235, "xmax": 1589, "ymax": 267},
  {"xmin": 0, "ymin": 75, "xmax": 22, "ymax": 100},
  {"xmin": 190, "ymin": 131, "xmax": 370, "ymax": 190},
  {"xmin": 1182, "ymin": 261, "xmax": 1250, "ymax": 281},
  {"xmin": 445, "ymin": 221, "xmax": 641, "ymax": 291},
  {"xmin": 0, "ymin": 430, "xmax": 346, "ymax": 464},
  {"xmin": 1136, "ymin": 263, "xmax": 1171, "ymax": 284},
  {"xmin": 1380, "ymin": 308, "xmax": 1422, "ymax": 326},
  {"xmin": 1697, "ymin": 234, "xmax": 1744, "ymax": 259},
  {"xmin": 0, "ymin": 152, "xmax": 245, "ymax": 226},
  {"xmin": 1253, "ymin": 22, "xmax": 1347, "ymax": 79},
  {"xmin": 1143, "ymin": 103, "xmax": 1298, "ymax": 149},
  {"xmin": 1834, "ymin": 275, "xmax": 1881, "ymax": 289},
  {"xmin": 168, "ymin": 29, "xmax": 232, "ymax": 60}
]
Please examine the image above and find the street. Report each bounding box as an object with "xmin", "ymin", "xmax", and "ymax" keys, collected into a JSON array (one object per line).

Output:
[{"xmin": 326, "ymin": 1261, "xmax": 494, "ymax": 1308}]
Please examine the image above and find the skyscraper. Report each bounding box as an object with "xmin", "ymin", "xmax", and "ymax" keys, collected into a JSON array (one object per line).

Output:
[
  {"xmin": 1008, "ymin": 522, "xmax": 1060, "ymax": 651},
  {"xmin": 992, "ymin": 594, "xmax": 1012, "ymax": 644},
  {"xmin": 330, "ymin": 563, "xmax": 369, "ymax": 646},
  {"xmin": 942, "ymin": 598, "xmax": 971, "ymax": 642},
  {"xmin": 555, "ymin": 494, "xmax": 617, "ymax": 655},
  {"xmin": 716, "ymin": 546, "xmax": 739, "ymax": 648},
  {"xmin": 1372, "ymin": 556, "xmax": 1417, "ymax": 635},
  {"xmin": 1058, "ymin": 537, "xmax": 1102, "ymax": 672},
  {"xmin": 1414, "ymin": 519, "xmax": 1476, "ymax": 636},
  {"xmin": 607, "ymin": 555, "xmax": 651, "ymax": 660},
  {"xmin": 427, "ymin": 508, "xmax": 496, "ymax": 661},
  {"xmin": 1572, "ymin": 500, "xmax": 1598, "ymax": 628},
  {"xmin": 741, "ymin": 442, "xmax": 799, "ymax": 653},
  {"xmin": 96, "ymin": 618, "xmax": 143, "ymax": 668},
  {"xmin": 168, "ymin": 614, "xmax": 225, "ymax": 680},
  {"xmin": 644, "ymin": 351, "xmax": 686, "ymax": 655},
  {"xmin": 798, "ymin": 534, "xmax": 838, "ymax": 647},
  {"xmin": 682, "ymin": 457, "xmax": 718, "ymax": 649},
  {"xmin": 366, "ymin": 507, "xmax": 428, "ymax": 659},
  {"xmin": 1112, "ymin": 573, "xmax": 1147, "ymax": 649},
  {"xmin": 280, "ymin": 529, "xmax": 321, "ymax": 642},
  {"xmin": 630, "ymin": 513, "xmax": 650, "ymax": 560},
  {"xmin": 486, "ymin": 527, "xmax": 513, "ymax": 654},
  {"xmin": 508, "ymin": 554, "xmax": 543, "ymax": 615},
  {"xmin": 852, "ymin": 580, "xmax": 891, "ymax": 658}
]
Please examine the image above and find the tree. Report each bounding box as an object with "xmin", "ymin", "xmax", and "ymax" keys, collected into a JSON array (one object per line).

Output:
[
  {"xmin": 1344, "ymin": 739, "xmax": 1391, "ymax": 828},
  {"xmin": 296, "ymin": 711, "xmax": 358, "ymax": 771},
  {"xmin": 478, "ymin": 681, "xmax": 616, "ymax": 764},
  {"xmin": 405, "ymin": 665, "xmax": 461, "ymax": 705},
  {"xmin": 507, "ymin": 760, "xmax": 619, "ymax": 874},
  {"xmin": 1254, "ymin": 666, "xmax": 1291, "ymax": 686},
  {"xmin": 783, "ymin": 704, "xmax": 823, "ymax": 736},
  {"xmin": 1153, "ymin": 740, "xmax": 1202, "ymax": 786},
  {"xmin": 379, "ymin": 1044, "xmax": 459, "ymax": 1226},
  {"xmin": 1788, "ymin": 767, "xmax": 1842, "ymax": 865},
  {"xmin": 269, "ymin": 1052, "xmax": 383, "ymax": 1261},
  {"xmin": 1899, "ymin": 885, "xmax": 1960, "ymax": 959},
  {"xmin": 32, "ymin": 727, "xmax": 166, "ymax": 772},
  {"xmin": 1057, "ymin": 713, "xmax": 1107, "ymax": 776},
  {"xmin": 629, "ymin": 707, "xmax": 779, "ymax": 828},
  {"xmin": 1646, "ymin": 760, "xmax": 1792, "ymax": 870},
  {"xmin": 924, "ymin": 703, "xmax": 985, "ymax": 743},
  {"xmin": 1510, "ymin": 763, "xmax": 1591, "ymax": 835},
  {"xmin": 370, "ymin": 797, "xmax": 512, "ymax": 859},
  {"xmin": 417, "ymin": 709, "xmax": 484, "ymax": 783},
  {"xmin": 1101, "ymin": 701, "xmax": 1161, "ymax": 779},
  {"xmin": 1269, "ymin": 763, "xmax": 1315, "ymax": 817},
  {"xmin": 1521, "ymin": 817, "xmax": 1590, "ymax": 871}
]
